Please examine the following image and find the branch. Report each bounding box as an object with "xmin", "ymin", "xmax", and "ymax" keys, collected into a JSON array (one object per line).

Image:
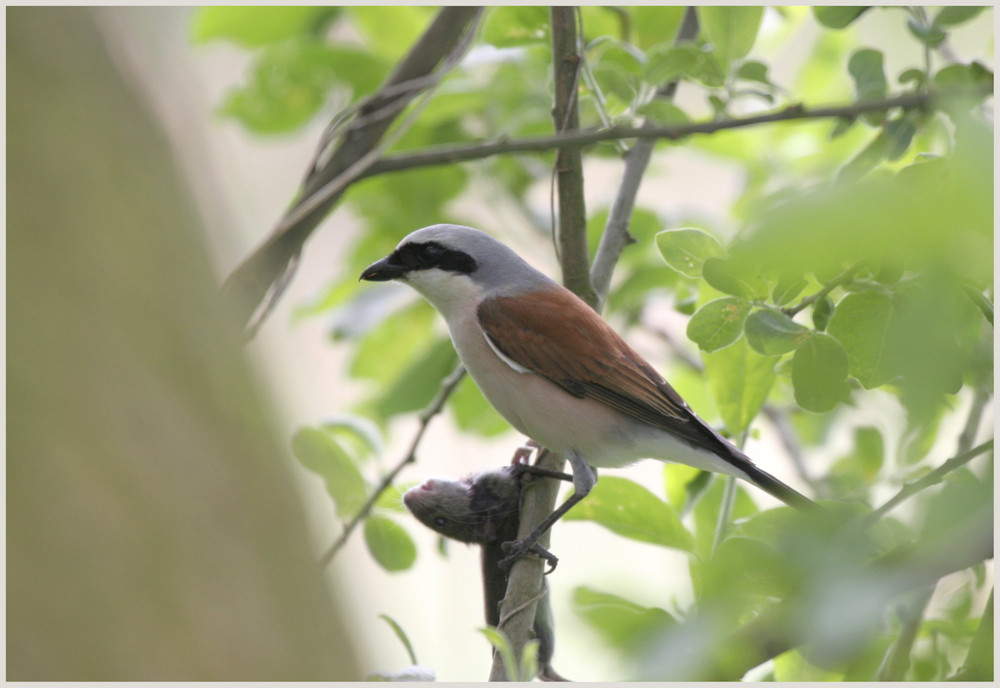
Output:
[
  {"xmin": 591, "ymin": 6, "xmax": 700, "ymax": 309},
  {"xmin": 222, "ymin": 7, "xmax": 484, "ymax": 339},
  {"xmin": 318, "ymin": 365, "xmax": 466, "ymax": 568},
  {"xmin": 550, "ymin": 7, "xmax": 595, "ymax": 308},
  {"xmin": 863, "ymin": 439, "xmax": 993, "ymax": 529},
  {"xmin": 487, "ymin": 449, "xmax": 566, "ymax": 682},
  {"xmin": 783, "ymin": 261, "xmax": 865, "ymax": 317},
  {"xmin": 364, "ymin": 90, "xmax": 957, "ymax": 178},
  {"xmin": 490, "ymin": 10, "xmax": 590, "ymax": 680},
  {"xmin": 876, "ymin": 585, "xmax": 935, "ymax": 680}
]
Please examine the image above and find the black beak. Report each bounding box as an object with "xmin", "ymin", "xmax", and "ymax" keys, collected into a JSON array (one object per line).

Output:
[{"xmin": 360, "ymin": 256, "xmax": 407, "ymax": 282}]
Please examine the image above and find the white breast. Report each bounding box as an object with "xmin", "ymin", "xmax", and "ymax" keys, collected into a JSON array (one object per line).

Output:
[{"xmin": 442, "ymin": 300, "xmax": 748, "ymax": 478}]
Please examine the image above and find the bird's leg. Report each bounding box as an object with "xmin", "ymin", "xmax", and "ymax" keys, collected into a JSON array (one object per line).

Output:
[
  {"xmin": 499, "ymin": 453, "xmax": 596, "ymax": 571},
  {"xmin": 511, "ymin": 460, "xmax": 574, "ymax": 484}
]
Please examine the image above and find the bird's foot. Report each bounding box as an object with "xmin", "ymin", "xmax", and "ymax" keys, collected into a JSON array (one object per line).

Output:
[
  {"xmin": 499, "ymin": 537, "xmax": 558, "ymax": 574},
  {"xmin": 510, "ymin": 439, "xmax": 540, "ymax": 465}
]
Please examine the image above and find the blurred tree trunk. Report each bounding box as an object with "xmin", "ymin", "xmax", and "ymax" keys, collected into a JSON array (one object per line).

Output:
[{"xmin": 7, "ymin": 7, "xmax": 361, "ymax": 680}]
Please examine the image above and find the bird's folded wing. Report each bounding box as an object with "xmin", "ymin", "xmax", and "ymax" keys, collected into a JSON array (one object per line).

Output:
[{"xmin": 476, "ymin": 288, "xmax": 695, "ymax": 431}]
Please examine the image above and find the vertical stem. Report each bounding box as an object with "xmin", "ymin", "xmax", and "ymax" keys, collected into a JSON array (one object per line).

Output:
[
  {"xmin": 549, "ymin": 6, "xmax": 597, "ymax": 309},
  {"xmin": 877, "ymin": 585, "xmax": 935, "ymax": 680},
  {"xmin": 489, "ymin": 9, "xmax": 593, "ymax": 679},
  {"xmin": 711, "ymin": 475, "xmax": 738, "ymax": 555}
]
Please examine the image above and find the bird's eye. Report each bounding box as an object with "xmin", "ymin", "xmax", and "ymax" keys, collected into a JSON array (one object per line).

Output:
[
  {"xmin": 420, "ymin": 243, "xmax": 444, "ymax": 262},
  {"xmin": 434, "ymin": 516, "xmax": 447, "ymax": 527}
]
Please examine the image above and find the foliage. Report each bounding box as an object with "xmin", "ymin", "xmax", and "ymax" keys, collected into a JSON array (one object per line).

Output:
[{"xmin": 198, "ymin": 5, "xmax": 993, "ymax": 682}]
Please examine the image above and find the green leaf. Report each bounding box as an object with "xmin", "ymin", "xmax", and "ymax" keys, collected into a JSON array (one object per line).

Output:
[
  {"xmin": 847, "ymin": 48, "xmax": 887, "ymax": 125},
  {"xmin": 702, "ymin": 257, "xmax": 768, "ymax": 299},
  {"xmin": 737, "ymin": 60, "xmax": 771, "ymax": 85},
  {"xmin": 350, "ymin": 301, "xmax": 434, "ymax": 383},
  {"xmin": 663, "ymin": 463, "xmax": 708, "ymax": 513},
  {"xmin": 774, "ymin": 648, "xmax": 845, "ymax": 681},
  {"xmin": 933, "ymin": 6, "xmax": 985, "ymax": 27},
  {"xmin": 656, "ymin": 227, "xmax": 727, "ymax": 278},
  {"xmin": 291, "ymin": 427, "xmax": 367, "ymax": 517},
  {"xmin": 637, "ymin": 100, "xmax": 690, "ymax": 126},
  {"xmin": 563, "ymin": 476, "xmax": 693, "ymax": 551},
  {"xmin": 479, "ymin": 627, "xmax": 520, "ymax": 681},
  {"xmin": 571, "ymin": 586, "xmax": 675, "ymax": 648},
  {"xmin": 687, "ymin": 297, "xmax": 751, "ymax": 352},
  {"xmin": 772, "ymin": 272, "xmax": 808, "ymax": 306},
  {"xmin": 812, "ymin": 6, "xmax": 871, "ymax": 29},
  {"xmin": 632, "ymin": 6, "xmax": 685, "ymax": 51},
  {"xmin": 219, "ymin": 42, "xmax": 389, "ymax": 134},
  {"xmin": 885, "ymin": 117, "xmax": 916, "ymax": 161},
  {"xmin": 482, "ymin": 6, "xmax": 549, "ymax": 47},
  {"xmin": 448, "ymin": 373, "xmax": 510, "ymax": 437},
  {"xmin": 812, "ymin": 296, "xmax": 834, "ymax": 331},
  {"xmin": 792, "ymin": 333, "xmax": 850, "ymax": 412},
  {"xmin": 320, "ymin": 415, "xmax": 383, "ymax": 461},
  {"xmin": 827, "ymin": 291, "xmax": 896, "ymax": 388},
  {"xmin": 518, "ymin": 640, "xmax": 540, "ymax": 683},
  {"xmin": 646, "ymin": 43, "xmax": 725, "ymax": 88},
  {"xmin": 191, "ymin": 6, "xmax": 339, "ymax": 47},
  {"xmin": 364, "ymin": 516, "xmax": 417, "ymax": 572},
  {"xmin": 347, "ymin": 6, "xmax": 434, "ymax": 60},
  {"xmin": 378, "ymin": 614, "xmax": 418, "ymax": 665},
  {"xmin": 963, "ymin": 285, "xmax": 993, "ymax": 325},
  {"xmin": 934, "ymin": 61, "xmax": 994, "ymax": 90},
  {"xmin": 898, "ymin": 67, "xmax": 927, "ymax": 89},
  {"xmin": 371, "ymin": 339, "xmax": 459, "ymax": 421},
  {"xmin": 852, "ymin": 426, "xmax": 884, "ymax": 478},
  {"xmin": 703, "ymin": 337, "xmax": 776, "ymax": 434},
  {"xmin": 701, "ymin": 536, "xmax": 793, "ymax": 606},
  {"xmin": 906, "ymin": 18, "xmax": 947, "ymax": 47},
  {"xmin": 699, "ymin": 6, "xmax": 764, "ymax": 69},
  {"xmin": 745, "ymin": 309, "xmax": 811, "ymax": 355},
  {"xmin": 837, "ymin": 130, "xmax": 890, "ymax": 183}
]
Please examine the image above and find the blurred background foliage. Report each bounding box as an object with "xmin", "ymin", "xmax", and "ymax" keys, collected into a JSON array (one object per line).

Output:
[
  {"xmin": 8, "ymin": 5, "xmax": 991, "ymax": 683},
  {"xmin": 192, "ymin": 4, "xmax": 992, "ymax": 681}
]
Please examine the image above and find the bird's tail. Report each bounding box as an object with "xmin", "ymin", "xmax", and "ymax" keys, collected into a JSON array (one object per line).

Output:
[{"xmin": 729, "ymin": 449, "xmax": 817, "ymax": 512}]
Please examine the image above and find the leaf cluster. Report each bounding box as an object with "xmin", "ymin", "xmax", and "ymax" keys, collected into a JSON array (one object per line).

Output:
[{"xmin": 197, "ymin": 5, "xmax": 993, "ymax": 682}]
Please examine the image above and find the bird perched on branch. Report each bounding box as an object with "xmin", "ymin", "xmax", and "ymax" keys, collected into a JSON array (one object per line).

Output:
[{"xmin": 362, "ymin": 224, "xmax": 814, "ymax": 567}]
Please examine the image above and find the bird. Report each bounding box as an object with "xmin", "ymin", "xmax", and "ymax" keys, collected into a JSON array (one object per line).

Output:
[{"xmin": 361, "ymin": 223, "xmax": 814, "ymax": 566}]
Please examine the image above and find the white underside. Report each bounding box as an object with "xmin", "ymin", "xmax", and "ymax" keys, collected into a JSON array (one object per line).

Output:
[{"xmin": 440, "ymin": 298, "xmax": 747, "ymax": 481}]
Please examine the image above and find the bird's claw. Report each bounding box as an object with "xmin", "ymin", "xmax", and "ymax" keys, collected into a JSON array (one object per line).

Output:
[
  {"xmin": 499, "ymin": 538, "xmax": 558, "ymax": 574},
  {"xmin": 510, "ymin": 439, "xmax": 540, "ymax": 465}
]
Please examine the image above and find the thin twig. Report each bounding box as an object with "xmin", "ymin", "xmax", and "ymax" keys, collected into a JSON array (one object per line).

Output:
[
  {"xmin": 318, "ymin": 365, "xmax": 467, "ymax": 568},
  {"xmin": 876, "ymin": 585, "xmax": 935, "ymax": 680},
  {"xmin": 591, "ymin": 6, "xmax": 700, "ymax": 308},
  {"xmin": 956, "ymin": 387, "xmax": 989, "ymax": 455},
  {"xmin": 863, "ymin": 439, "xmax": 993, "ymax": 529},
  {"xmin": 364, "ymin": 90, "xmax": 961, "ymax": 179},
  {"xmin": 783, "ymin": 261, "xmax": 865, "ymax": 317},
  {"xmin": 497, "ymin": 589, "xmax": 548, "ymax": 634}
]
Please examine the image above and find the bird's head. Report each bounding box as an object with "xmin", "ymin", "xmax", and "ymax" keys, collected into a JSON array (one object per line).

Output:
[{"xmin": 360, "ymin": 224, "xmax": 552, "ymax": 315}]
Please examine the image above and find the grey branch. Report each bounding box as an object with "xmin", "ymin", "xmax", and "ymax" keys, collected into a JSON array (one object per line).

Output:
[
  {"xmin": 591, "ymin": 6, "xmax": 700, "ymax": 308},
  {"xmin": 318, "ymin": 365, "xmax": 467, "ymax": 569},
  {"xmin": 863, "ymin": 439, "xmax": 993, "ymax": 529},
  {"xmin": 365, "ymin": 90, "xmax": 954, "ymax": 179},
  {"xmin": 222, "ymin": 7, "xmax": 484, "ymax": 340}
]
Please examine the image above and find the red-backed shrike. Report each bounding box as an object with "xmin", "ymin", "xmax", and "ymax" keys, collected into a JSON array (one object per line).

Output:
[{"xmin": 362, "ymin": 224, "xmax": 813, "ymax": 564}]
